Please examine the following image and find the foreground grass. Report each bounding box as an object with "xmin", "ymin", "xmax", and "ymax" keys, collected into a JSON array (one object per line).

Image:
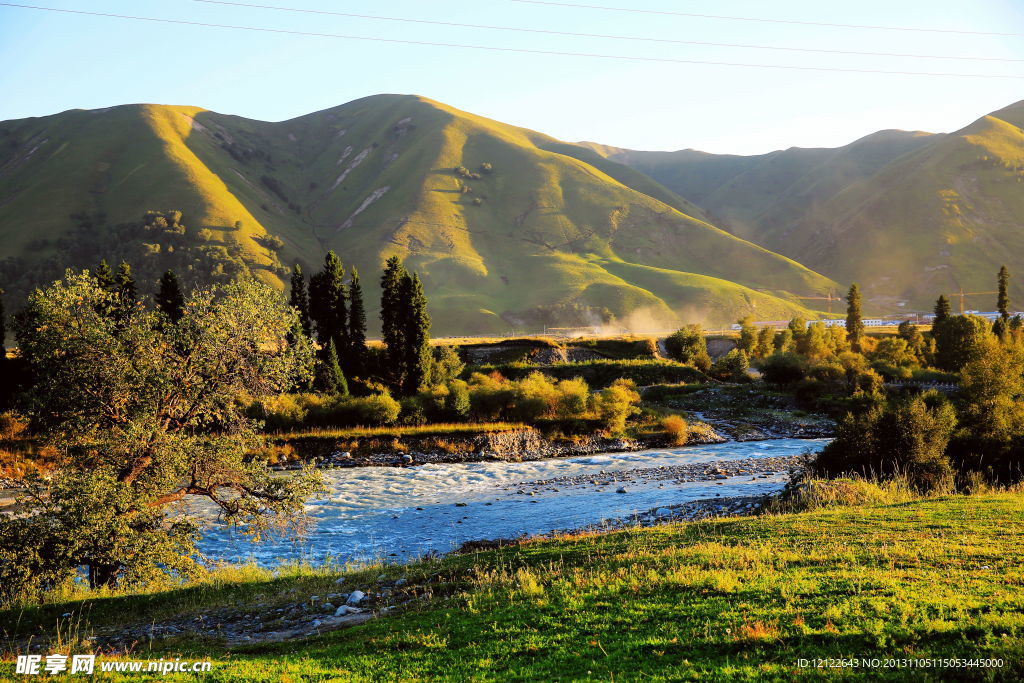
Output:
[{"xmin": 3, "ymin": 494, "xmax": 1023, "ymax": 680}]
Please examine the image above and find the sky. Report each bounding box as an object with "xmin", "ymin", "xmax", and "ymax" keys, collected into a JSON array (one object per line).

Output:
[{"xmin": 1, "ymin": 0, "xmax": 1023, "ymax": 154}]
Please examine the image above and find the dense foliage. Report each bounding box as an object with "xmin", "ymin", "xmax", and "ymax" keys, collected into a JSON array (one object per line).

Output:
[{"xmin": 0, "ymin": 274, "xmax": 321, "ymax": 600}]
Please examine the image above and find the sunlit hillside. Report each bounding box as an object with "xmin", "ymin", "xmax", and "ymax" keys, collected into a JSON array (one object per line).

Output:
[
  {"xmin": 594, "ymin": 100, "xmax": 1024, "ymax": 310},
  {"xmin": 0, "ymin": 95, "xmax": 834, "ymax": 333}
]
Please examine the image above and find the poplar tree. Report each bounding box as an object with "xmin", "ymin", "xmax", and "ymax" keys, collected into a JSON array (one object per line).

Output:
[
  {"xmin": 845, "ymin": 283, "xmax": 864, "ymax": 352},
  {"xmin": 289, "ymin": 264, "xmax": 312, "ymax": 338},
  {"xmin": 309, "ymin": 251, "xmax": 348, "ymax": 352},
  {"xmin": 998, "ymin": 265, "xmax": 1010, "ymax": 319},
  {"xmin": 155, "ymin": 270, "xmax": 185, "ymax": 323},
  {"xmin": 347, "ymin": 267, "xmax": 367, "ymax": 375},
  {"xmin": 399, "ymin": 272, "xmax": 432, "ymax": 394},
  {"xmin": 934, "ymin": 295, "xmax": 951, "ymax": 323}
]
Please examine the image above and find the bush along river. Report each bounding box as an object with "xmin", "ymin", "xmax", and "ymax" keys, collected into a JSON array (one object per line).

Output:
[{"xmin": 193, "ymin": 438, "xmax": 830, "ymax": 567}]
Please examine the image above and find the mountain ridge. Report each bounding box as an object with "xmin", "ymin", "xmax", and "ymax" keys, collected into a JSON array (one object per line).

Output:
[
  {"xmin": 594, "ymin": 100, "xmax": 1024, "ymax": 309},
  {"xmin": 0, "ymin": 94, "xmax": 834, "ymax": 333}
]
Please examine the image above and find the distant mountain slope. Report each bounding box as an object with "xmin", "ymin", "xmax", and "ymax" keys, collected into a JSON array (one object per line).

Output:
[
  {"xmin": 591, "ymin": 102, "xmax": 1024, "ymax": 310},
  {"xmin": 0, "ymin": 95, "xmax": 836, "ymax": 333}
]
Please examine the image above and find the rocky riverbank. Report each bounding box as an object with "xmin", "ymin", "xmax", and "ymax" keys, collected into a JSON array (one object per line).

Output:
[
  {"xmin": 275, "ymin": 423, "xmax": 728, "ymax": 470},
  {"xmin": 497, "ymin": 454, "xmax": 806, "ymax": 497}
]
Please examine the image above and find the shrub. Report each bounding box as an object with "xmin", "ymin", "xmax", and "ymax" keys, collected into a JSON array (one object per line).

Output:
[
  {"xmin": 661, "ymin": 414, "xmax": 688, "ymax": 446},
  {"xmin": 247, "ymin": 394, "xmax": 313, "ymax": 430},
  {"xmin": 771, "ymin": 476, "xmax": 918, "ymax": 513},
  {"xmin": 354, "ymin": 392, "xmax": 402, "ymax": 426},
  {"xmin": 591, "ymin": 379, "xmax": 641, "ymax": 434},
  {"xmin": 710, "ymin": 349, "xmax": 749, "ymax": 382},
  {"xmin": 664, "ymin": 325, "xmax": 710, "ymax": 371},
  {"xmin": 475, "ymin": 359, "xmax": 708, "ymax": 388},
  {"xmin": 398, "ymin": 396, "xmax": 428, "ymax": 426},
  {"xmin": 813, "ymin": 393, "xmax": 956, "ymax": 492},
  {"xmin": 0, "ymin": 412, "xmax": 29, "ymax": 440},
  {"xmin": 759, "ymin": 353, "xmax": 807, "ymax": 386}
]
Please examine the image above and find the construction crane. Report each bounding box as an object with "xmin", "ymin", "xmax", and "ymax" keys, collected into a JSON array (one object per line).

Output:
[
  {"xmin": 953, "ymin": 288, "xmax": 999, "ymax": 315},
  {"xmin": 796, "ymin": 290, "xmax": 841, "ymax": 314}
]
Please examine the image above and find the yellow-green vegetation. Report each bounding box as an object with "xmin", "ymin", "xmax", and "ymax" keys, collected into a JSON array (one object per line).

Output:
[
  {"xmin": 598, "ymin": 101, "xmax": 1024, "ymax": 309},
  {"xmin": 0, "ymin": 95, "xmax": 834, "ymax": 333},
  {"xmin": 3, "ymin": 491, "xmax": 1023, "ymax": 680}
]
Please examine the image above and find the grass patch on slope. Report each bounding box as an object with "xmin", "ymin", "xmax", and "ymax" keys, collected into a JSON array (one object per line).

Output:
[{"xmin": 3, "ymin": 493, "xmax": 1022, "ymax": 680}]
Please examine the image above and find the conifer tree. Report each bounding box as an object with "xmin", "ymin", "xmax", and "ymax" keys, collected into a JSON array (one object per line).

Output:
[
  {"xmin": 309, "ymin": 251, "xmax": 348, "ymax": 352},
  {"xmin": 155, "ymin": 270, "xmax": 185, "ymax": 323},
  {"xmin": 399, "ymin": 272, "xmax": 432, "ymax": 394},
  {"xmin": 111, "ymin": 261, "xmax": 137, "ymax": 322},
  {"xmin": 934, "ymin": 295, "xmax": 951, "ymax": 323},
  {"xmin": 347, "ymin": 267, "xmax": 367, "ymax": 375},
  {"xmin": 95, "ymin": 259, "xmax": 115, "ymax": 292},
  {"xmin": 845, "ymin": 283, "xmax": 864, "ymax": 352},
  {"xmin": 116, "ymin": 262, "xmax": 136, "ymax": 302},
  {"xmin": 380, "ymin": 256, "xmax": 407, "ymax": 380},
  {"xmin": 289, "ymin": 264, "xmax": 312, "ymax": 338},
  {"xmin": 313, "ymin": 339, "xmax": 348, "ymax": 396},
  {"xmin": 998, "ymin": 265, "xmax": 1010, "ymax": 319}
]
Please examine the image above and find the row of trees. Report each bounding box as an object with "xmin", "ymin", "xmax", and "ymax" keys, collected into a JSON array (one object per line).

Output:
[
  {"xmin": 285, "ymin": 253, "xmax": 432, "ymax": 396},
  {"xmin": 814, "ymin": 268, "xmax": 1024, "ymax": 490}
]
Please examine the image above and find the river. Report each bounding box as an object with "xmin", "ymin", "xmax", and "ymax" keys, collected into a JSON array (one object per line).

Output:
[{"xmin": 194, "ymin": 438, "xmax": 829, "ymax": 567}]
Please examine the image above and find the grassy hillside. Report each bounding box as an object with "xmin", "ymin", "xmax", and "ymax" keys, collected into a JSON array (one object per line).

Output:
[
  {"xmin": 3, "ymin": 492, "xmax": 1022, "ymax": 680},
  {"xmin": 0, "ymin": 95, "xmax": 835, "ymax": 334},
  {"xmin": 595, "ymin": 100, "xmax": 1024, "ymax": 311}
]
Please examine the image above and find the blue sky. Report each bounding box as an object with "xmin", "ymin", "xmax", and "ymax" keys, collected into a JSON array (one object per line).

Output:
[{"xmin": 2, "ymin": 0, "xmax": 1023, "ymax": 154}]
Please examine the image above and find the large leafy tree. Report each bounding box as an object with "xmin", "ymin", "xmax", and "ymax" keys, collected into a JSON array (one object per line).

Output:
[
  {"xmin": 1, "ymin": 273, "xmax": 320, "ymax": 598},
  {"xmin": 933, "ymin": 314, "xmax": 990, "ymax": 372}
]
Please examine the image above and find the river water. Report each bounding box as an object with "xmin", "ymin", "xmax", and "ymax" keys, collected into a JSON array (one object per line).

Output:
[{"xmin": 194, "ymin": 438, "xmax": 829, "ymax": 567}]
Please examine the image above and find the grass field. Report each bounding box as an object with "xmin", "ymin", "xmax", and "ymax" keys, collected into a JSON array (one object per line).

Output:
[{"xmin": 3, "ymin": 490, "xmax": 1022, "ymax": 680}]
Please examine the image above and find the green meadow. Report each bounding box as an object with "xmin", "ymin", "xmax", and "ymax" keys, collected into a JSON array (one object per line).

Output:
[{"xmin": 4, "ymin": 488, "xmax": 1022, "ymax": 681}]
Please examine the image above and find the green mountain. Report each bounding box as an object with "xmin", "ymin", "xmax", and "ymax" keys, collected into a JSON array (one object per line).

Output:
[
  {"xmin": 591, "ymin": 101, "xmax": 1024, "ymax": 311},
  {"xmin": 0, "ymin": 95, "xmax": 834, "ymax": 334}
]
